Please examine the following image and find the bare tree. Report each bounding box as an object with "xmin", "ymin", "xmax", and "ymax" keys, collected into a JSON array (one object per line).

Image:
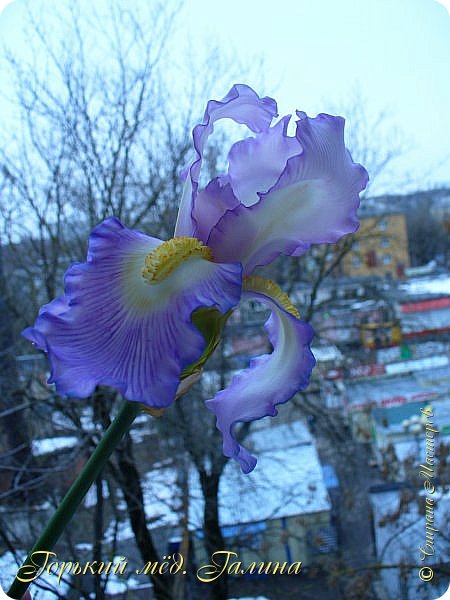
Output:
[
  {"xmin": 4, "ymin": 5, "xmax": 437, "ymax": 599},
  {"xmin": 0, "ymin": 2, "xmax": 273, "ymax": 599}
]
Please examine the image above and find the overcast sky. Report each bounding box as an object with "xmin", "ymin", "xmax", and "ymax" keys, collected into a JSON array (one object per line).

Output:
[{"xmin": 1, "ymin": 0, "xmax": 449, "ymax": 195}]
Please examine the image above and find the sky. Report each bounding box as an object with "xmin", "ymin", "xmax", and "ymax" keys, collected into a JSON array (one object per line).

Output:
[{"xmin": 0, "ymin": 0, "xmax": 449, "ymax": 196}]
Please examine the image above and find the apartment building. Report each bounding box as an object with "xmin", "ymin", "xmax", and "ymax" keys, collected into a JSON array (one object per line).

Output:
[{"xmin": 341, "ymin": 212, "xmax": 410, "ymax": 279}]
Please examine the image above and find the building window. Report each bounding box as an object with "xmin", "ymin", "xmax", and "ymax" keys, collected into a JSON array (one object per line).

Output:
[
  {"xmin": 366, "ymin": 250, "xmax": 378, "ymax": 267},
  {"xmin": 380, "ymin": 237, "xmax": 390, "ymax": 248},
  {"xmin": 352, "ymin": 257, "xmax": 361, "ymax": 268},
  {"xmin": 382, "ymin": 254, "xmax": 392, "ymax": 265},
  {"xmin": 378, "ymin": 219, "xmax": 388, "ymax": 231}
]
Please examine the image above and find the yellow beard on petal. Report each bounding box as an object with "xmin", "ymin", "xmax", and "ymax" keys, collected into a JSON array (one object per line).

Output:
[
  {"xmin": 142, "ymin": 237, "xmax": 213, "ymax": 284},
  {"xmin": 243, "ymin": 275, "xmax": 300, "ymax": 319}
]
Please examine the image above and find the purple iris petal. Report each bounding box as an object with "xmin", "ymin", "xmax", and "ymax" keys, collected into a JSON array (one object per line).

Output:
[
  {"xmin": 23, "ymin": 217, "xmax": 242, "ymax": 407},
  {"xmin": 206, "ymin": 286, "xmax": 316, "ymax": 473},
  {"xmin": 191, "ymin": 176, "xmax": 240, "ymax": 245},
  {"xmin": 175, "ymin": 83, "xmax": 278, "ymax": 239},
  {"xmin": 23, "ymin": 296, "xmax": 70, "ymax": 352},
  {"xmin": 228, "ymin": 115, "xmax": 301, "ymax": 206},
  {"xmin": 207, "ymin": 112, "xmax": 369, "ymax": 274}
]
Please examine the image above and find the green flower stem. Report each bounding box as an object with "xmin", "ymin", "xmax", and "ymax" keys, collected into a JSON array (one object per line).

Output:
[{"xmin": 8, "ymin": 400, "xmax": 141, "ymax": 600}]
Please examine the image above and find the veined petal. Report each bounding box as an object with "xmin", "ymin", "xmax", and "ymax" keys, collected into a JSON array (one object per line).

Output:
[
  {"xmin": 191, "ymin": 176, "xmax": 240, "ymax": 244},
  {"xmin": 206, "ymin": 276, "xmax": 316, "ymax": 473},
  {"xmin": 23, "ymin": 218, "xmax": 242, "ymax": 407},
  {"xmin": 174, "ymin": 83, "xmax": 278, "ymax": 238},
  {"xmin": 228, "ymin": 115, "xmax": 301, "ymax": 206},
  {"xmin": 207, "ymin": 113, "xmax": 369, "ymax": 274}
]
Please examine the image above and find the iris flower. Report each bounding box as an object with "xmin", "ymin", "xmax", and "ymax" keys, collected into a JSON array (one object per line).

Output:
[{"xmin": 23, "ymin": 84, "xmax": 368, "ymax": 473}]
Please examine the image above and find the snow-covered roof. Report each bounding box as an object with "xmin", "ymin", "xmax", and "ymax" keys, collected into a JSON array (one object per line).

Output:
[
  {"xmin": 376, "ymin": 341, "xmax": 450, "ymax": 365},
  {"xmin": 189, "ymin": 421, "xmax": 330, "ymax": 529},
  {"xmin": 384, "ymin": 355, "xmax": 449, "ymax": 376},
  {"xmin": 312, "ymin": 345, "xmax": 343, "ymax": 362},
  {"xmin": 249, "ymin": 419, "xmax": 313, "ymax": 447},
  {"xmin": 347, "ymin": 366, "xmax": 449, "ymax": 410},
  {"xmin": 101, "ymin": 421, "xmax": 327, "ymax": 544},
  {"xmin": 400, "ymin": 307, "xmax": 450, "ymax": 333},
  {"xmin": 399, "ymin": 275, "xmax": 450, "ymax": 296}
]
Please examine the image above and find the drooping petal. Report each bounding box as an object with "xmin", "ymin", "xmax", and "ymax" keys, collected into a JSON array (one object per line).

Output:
[
  {"xmin": 207, "ymin": 112, "xmax": 369, "ymax": 274},
  {"xmin": 206, "ymin": 276, "xmax": 316, "ymax": 473},
  {"xmin": 228, "ymin": 115, "xmax": 301, "ymax": 206},
  {"xmin": 23, "ymin": 218, "xmax": 242, "ymax": 407},
  {"xmin": 174, "ymin": 83, "xmax": 278, "ymax": 238}
]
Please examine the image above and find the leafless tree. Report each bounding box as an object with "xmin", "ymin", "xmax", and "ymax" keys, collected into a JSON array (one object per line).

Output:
[{"xmin": 0, "ymin": 1, "xmax": 261, "ymax": 599}]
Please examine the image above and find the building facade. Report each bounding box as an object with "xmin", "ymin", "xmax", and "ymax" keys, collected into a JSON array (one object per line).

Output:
[{"xmin": 341, "ymin": 212, "xmax": 410, "ymax": 279}]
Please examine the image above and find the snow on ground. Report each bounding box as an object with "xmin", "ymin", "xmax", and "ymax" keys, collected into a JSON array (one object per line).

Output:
[
  {"xmin": 99, "ymin": 556, "xmax": 152, "ymax": 596},
  {"xmin": 104, "ymin": 517, "xmax": 134, "ymax": 545},
  {"xmin": 0, "ymin": 551, "xmax": 153, "ymax": 598},
  {"xmin": 103, "ymin": 466, "xmax": 181, "ymax": 543},
  {"xmin": 141, "ymin": 467, "xmax": 182, "ymax": 528},
  {"xmin": 228, "ymin": 597, "xmax": 270, "ymax": 600},
  {"xmin": 51, "ymin": 406, "xmax": 95, "ymax": 433},
  {"xmin": 83, "ymin": 479, "xmax": 110, "ymax": 508},
  {"xmin": 370, "ymin": 488, "xmax": 449, "ymax": 599},
  {"xmin": 31, "ymin": 436, "xmax": 78, "ymax": 456},
  {"xmin": 0, "ymin": 551, "xmax": 71, "ymax": 598},
  {"xmin": 102, "ymin": 574, "xmax": 152, "ymax": 595}
]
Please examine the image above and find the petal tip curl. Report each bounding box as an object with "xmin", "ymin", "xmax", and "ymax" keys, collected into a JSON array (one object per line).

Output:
[{"xmin": 206, "ymin": 280, "xmax": 316, "ymax": 473}]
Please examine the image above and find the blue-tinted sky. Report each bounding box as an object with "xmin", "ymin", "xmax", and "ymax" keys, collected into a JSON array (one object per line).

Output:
[{"xmin": 1, "ymin": 0, "xmax": 449, "ymax": 195}]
